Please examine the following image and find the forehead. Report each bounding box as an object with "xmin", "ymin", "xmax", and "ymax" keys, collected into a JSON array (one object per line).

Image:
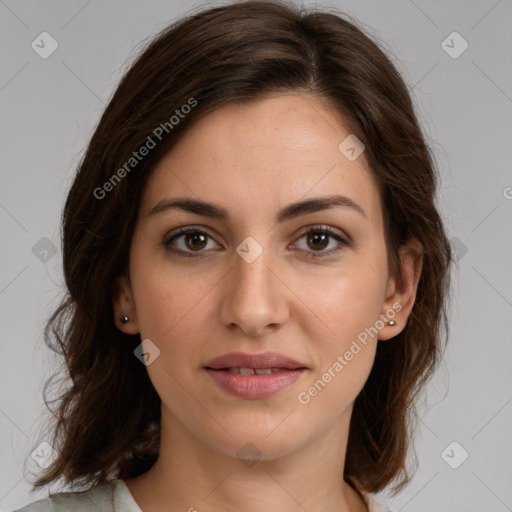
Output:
[{"xmin": 140, "ymin": 94, "xmax": 382, "ymax": 226}]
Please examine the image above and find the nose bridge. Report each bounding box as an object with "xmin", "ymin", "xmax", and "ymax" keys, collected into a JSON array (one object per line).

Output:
[
  {"xmin": 220, "ymin": 233, "xmax": 287, "ymax": 335},
  {"xmin": 235, "ymin": 236, "xmax": 273, "ymax": 294}
]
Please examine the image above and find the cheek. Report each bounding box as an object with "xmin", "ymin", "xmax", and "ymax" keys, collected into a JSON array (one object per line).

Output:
[
  {"xmin": 130, "ymin": 267, "xmax": 214, "ymax": 410},
  {"xmin": 294, "ymin": 255, "xmax": 386, "ymax": 398},
  {"xmin": 299, "ymin": 258, "xmax": 387, "ymax": 344},
  {"xmin": 130, "ymin": 257, "xmax": 219, "ymax": 374},
  {"xmin": 295, "ymin": 275, "xmax": 381, "ymax": 415},
  {"xmin": 130, "ymin": 247, "xmax": 210, "ymax": 339}
]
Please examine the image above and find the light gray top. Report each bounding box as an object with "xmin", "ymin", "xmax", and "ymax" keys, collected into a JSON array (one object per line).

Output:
[{"xmin": 12, "ymin": 479, "xmax": 393, "ymax": 511}]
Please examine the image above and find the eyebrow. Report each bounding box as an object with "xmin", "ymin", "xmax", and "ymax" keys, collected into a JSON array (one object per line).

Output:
[{"xmin": 147, "ymin": 194, "xmax": 367, "ymax": 222}]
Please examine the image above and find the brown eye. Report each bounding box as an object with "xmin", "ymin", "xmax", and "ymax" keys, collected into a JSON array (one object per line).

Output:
[
  {"xmin": 306, "ymin": 232, "xmax": 330, "ymax": 251},
  {"xmin": 183, "ymin": 232, "xmax": 208, "ymax": 251},
  {"xmin": 292, "ymin": 226, "xmax": 350, "ymax": 260},
  {"xmin": 163, "ymin": 227, "xmax": 220, "ymax": 256}
]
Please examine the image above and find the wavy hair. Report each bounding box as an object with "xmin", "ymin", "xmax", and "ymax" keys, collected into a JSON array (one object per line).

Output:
[{"xmin": 27, "ymin": 0, "xmax": 452, "ymax": 496}]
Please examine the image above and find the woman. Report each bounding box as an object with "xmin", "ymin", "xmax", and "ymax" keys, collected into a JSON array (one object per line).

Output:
[{"xmin": 15, "ymin": 1, "xmax": 452, "ymax": 511}]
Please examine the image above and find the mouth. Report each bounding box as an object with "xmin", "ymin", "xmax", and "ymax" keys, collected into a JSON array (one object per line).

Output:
[
  {"xmin": 203, "ymin": 352, "xmax": 308, "ymax": 399},
  {"xmin": 205, "ymin": 367, "xmax": 303, "ymax": 374},
  {"xmin": 204, "ymin": 351, "xmax": 307, "ymax": 371}
]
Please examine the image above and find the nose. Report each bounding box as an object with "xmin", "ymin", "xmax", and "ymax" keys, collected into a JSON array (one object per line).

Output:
[{"xmin": 219, "ymin": 238, "xmax": 289, "ymax": 338}]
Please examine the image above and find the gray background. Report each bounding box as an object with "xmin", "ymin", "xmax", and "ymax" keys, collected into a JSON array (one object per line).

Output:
[{"xmin": 1, "ymin": 1, "xmax": 511, "ymax": 511}]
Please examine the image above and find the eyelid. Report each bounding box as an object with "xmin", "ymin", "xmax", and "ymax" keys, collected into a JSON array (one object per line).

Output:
[
  {"xmin": 163, "ymin": 225, "xmax": 213, "ymax": 240},
  {"xmin": 290, "ymin": 225, "xmax": 350, "ymax": 259},
  {"xmin": 293, "ymin": 224, "xmax": 350, "ymax": 243},
  {"xmin": 162, "ymin": 225, "xmax": 221, "ymax": 253}
]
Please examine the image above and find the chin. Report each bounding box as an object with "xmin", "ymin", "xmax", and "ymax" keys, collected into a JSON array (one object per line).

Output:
[{"xmin": 198, "ymin": 423, "xmax": 308, "ymax": 464}]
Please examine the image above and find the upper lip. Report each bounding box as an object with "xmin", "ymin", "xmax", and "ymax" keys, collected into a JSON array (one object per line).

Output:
[{"xmin": 204, "ymin": 351, "xmax": 307, "ymax": 370}]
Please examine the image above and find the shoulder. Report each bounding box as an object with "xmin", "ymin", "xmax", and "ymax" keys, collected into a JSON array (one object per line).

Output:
[
  {"xmin": 362, "ymin": 491, "xmax": 396, "ymax": 512},
  {"xmin": 12, "ymin": 481, "xmax": 116, "ymax": 512}
]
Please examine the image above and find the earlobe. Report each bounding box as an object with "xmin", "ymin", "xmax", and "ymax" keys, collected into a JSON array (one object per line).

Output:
[
  {"xmin": 112, "ymin": 274, "xmax": 140, "ymax": 335},
  {"xmin": 378, "ymin": 238, "xmax": 423, "ymax": 341}
]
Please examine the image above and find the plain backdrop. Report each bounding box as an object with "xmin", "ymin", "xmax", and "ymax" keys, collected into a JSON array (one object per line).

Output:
[{"xmin": 1, "ymin": 1, "xmax": 511, "ymax": 511}]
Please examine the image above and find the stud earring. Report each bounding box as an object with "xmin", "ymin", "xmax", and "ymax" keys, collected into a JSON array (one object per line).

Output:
[
  {"xmin": 120, "ymin": 315, "xmax": 130, "ymax": 324},
  {"xmin": 387, "ymin": 320, "xmax": 397, "ymax": 326}
]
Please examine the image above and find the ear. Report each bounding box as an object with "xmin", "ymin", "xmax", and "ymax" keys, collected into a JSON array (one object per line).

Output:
[
  {"xmin": 378, "ymin": 237, "xmax": 423, "ymax": 341},
  {"xmin": 112, "ymin": 274, "xmax": 140, "ymax": 335}
]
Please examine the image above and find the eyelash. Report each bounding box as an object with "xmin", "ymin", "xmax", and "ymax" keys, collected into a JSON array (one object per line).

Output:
[{"xmin": 162, "ymin": 225, "xmax": 350, "ymax": 260}]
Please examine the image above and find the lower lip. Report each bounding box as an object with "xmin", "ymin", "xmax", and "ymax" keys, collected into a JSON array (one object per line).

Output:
[{"xmin": 204, "ymin": 368, "xmax": 306, "ymax": 399}]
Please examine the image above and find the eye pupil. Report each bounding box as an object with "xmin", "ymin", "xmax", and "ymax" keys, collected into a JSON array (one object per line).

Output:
[
  {"xmin": 185, "ymin": 233, "xmax": 207, "ymax": 251},
  {"xmin": 308, "ymin": 233, "xmax": 328, "ymax": 251}
]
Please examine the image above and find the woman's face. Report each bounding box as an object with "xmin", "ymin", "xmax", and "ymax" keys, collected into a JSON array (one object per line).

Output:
[{"xmin": 114, "ymin": 93, "xmax": 418, "ymax": 462}]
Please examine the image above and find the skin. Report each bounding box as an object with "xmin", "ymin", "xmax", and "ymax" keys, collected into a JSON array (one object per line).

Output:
[{"xmin": 113, "ymin": 93, "xmax": 423, "ymax": 512}]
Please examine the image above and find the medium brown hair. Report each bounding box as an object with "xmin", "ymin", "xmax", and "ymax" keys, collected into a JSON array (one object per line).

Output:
[{"xmin": 27, "ymin": 0, "xmax": 452, "ymax": 496}]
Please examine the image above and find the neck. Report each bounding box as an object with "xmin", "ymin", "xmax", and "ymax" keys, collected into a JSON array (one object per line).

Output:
[{"xmin": 124, "ymin": 404, "xmax": 369, "ymax": 512}]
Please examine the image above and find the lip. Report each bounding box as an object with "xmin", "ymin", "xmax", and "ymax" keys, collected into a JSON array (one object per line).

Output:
[
  {"xmin": 204, "ymin": 351, "xmax": 307, "ymax": 370},
  {"xmin": 204, "ymin": 351, "xmax": 308, "ymax": 399}
]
